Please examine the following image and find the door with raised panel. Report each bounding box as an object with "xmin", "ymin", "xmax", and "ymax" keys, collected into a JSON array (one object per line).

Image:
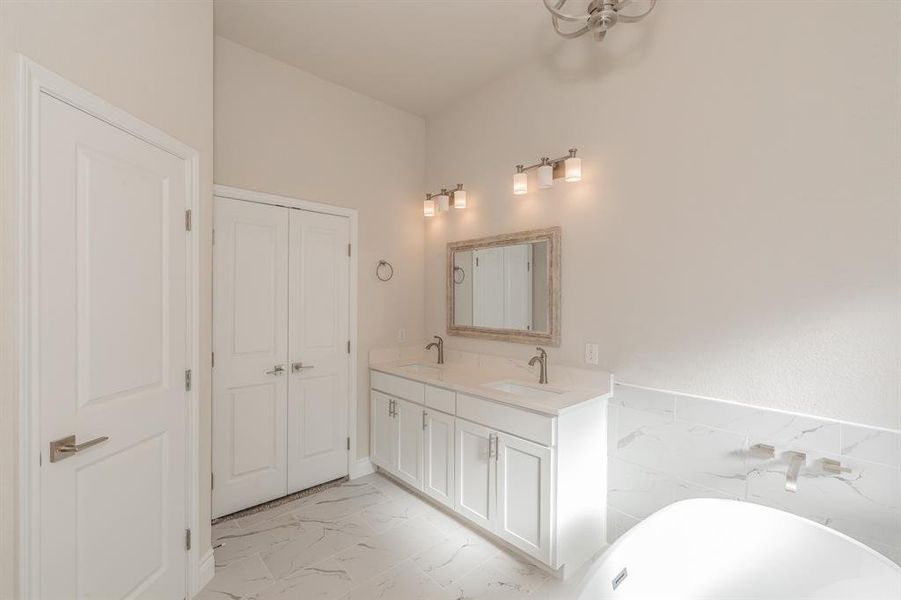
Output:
[
  {"xmin": 394, "ymin": 398, "xmax": 424, "ymax": 489},
  {"xmin": 423, "ymin": 410, "xmax": 455, "ymax": 509},
  {"xmin": 370, "ymin": 391, "xmax": 396, "ymax": 471},
  {"xmin": 213, "ymin": 198, "xmax": 289, "ymax": 518},
  {"xmin": 287, "ymin": 209, "xmax": 350, "ymax": 493},
  {"xmin": 455, "ymin": 419, "xmax": 496, "ymax": 530},
  {"xmin": 496, "ymin": 433, "xmax": 553, "ymax": 563},
  {"xmin": 38, "ymin": 92, "xmax": 188, "ymax": 599}
]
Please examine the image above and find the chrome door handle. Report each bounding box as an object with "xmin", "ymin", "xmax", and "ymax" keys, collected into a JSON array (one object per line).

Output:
[
  {"xmin": 50, "ymin": 435, "xmax": 109, "ymax": 463},
  {"xmin": 291, "ymin": 362, "xmax": 315, "ymax": 373},
  {"xmin": 266, "ymin": 365, "xmax": 285, "ymax": 375}
]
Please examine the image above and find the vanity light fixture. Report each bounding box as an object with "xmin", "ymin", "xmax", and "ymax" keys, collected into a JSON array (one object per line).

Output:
[
  {"xmin": 436, "ymin": 190, "xmax": 450, "ymax": 212},
  {"xmin": 424, "ymin": 184, "xmax": 467, "ymax": 217},
  {"xmin": 512, "ymin": 149, "xmax": 581, "ymax": 195},
  {"xmin": 453, "ymin": 184, "xmax": 467, "ymax": 209},
  {"xmin": 513, "ymin": 165, "xmax": 528, "ymax": 195}
]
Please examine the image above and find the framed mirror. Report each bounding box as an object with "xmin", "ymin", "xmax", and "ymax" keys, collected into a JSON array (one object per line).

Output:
[{"xmin": 447, "ymin": 227, "xmax": 561, "ymax": 345}]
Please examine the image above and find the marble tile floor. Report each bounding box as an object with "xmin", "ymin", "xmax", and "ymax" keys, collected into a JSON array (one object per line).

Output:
[{"xmin": 199, "ymin": 472, "xmax": 597, "ymax": 600}]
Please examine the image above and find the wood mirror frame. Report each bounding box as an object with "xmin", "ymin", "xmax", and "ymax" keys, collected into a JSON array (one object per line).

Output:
[{"xmin": 446, "ymin": 226, "xmax": 561, "ymax": 346}]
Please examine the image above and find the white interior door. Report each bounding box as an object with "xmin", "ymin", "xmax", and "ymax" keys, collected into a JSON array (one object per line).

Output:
[
  {"xmin": 503, "ymin": 244, "xmax": 533, "ymax": 330},
  {"xmin": 213, "ymin": 197, "xmax": 289, "ymax": 518},
  {"xmin": 38, "ymin": 92, "xmax": 188, "ymax": 599},
  {"xmin": 472, "ymin": 247, "xmax": 505, "ymax": 328},
  {"xmin": 496, "ymin": 433, "xmax": 552, "ymax": 563},
  {"xmin": 394, "ymin": 398, "xmax": 424, "ymax": 490},
  {"xmin": 287, "ymin": 209, "xmax": 350, "ymax": 492},
  {"xmin": 455, "ymin": 419, "xmax": 496, "ymax": 530},
  {"xmin": 423, "ymin": 409, "xmax": 455, "ymax": 509}
]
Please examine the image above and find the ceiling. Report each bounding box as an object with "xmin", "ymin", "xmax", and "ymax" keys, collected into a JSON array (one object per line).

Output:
[{"xmin": 214, "ymin": 0, "xmax": 568, "ymax": 116}]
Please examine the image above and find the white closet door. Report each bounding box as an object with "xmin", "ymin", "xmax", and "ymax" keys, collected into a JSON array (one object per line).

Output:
[
  {"xmin": 472, "ymin": 247, "xmax": 505, "ymax": 328},
  {"xmin": 213, "ymin": 197, "xmax": 289, "ymax": 518},
  {"xmin": 503, "ymin": 244, "xmax": 533, "ymax": 330},
  {"xmin": 287, "ymin": 209, "xmax": 350, "ymax": 493},
  {"xmin": 38, "ymin": 93, "xmax": 188, "ymax": 599}
]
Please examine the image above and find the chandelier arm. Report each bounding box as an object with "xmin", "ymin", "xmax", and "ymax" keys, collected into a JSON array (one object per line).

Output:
[
  {"xmin": 542, "ymin": 0, "xmax": 589, "ymax": 23},
  {"xmin": 616, "ymin": 0, "xmax": 657, "ymax": 23},
  {"xmin": 552, "ymin": 15, "xmax": 592, "ymax": 39}
]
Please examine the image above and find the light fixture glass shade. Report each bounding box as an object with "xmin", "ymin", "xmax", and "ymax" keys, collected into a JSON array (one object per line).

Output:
[
  {"xmin": 423, "ymin": 199, "xmax": 435, "ymax": 217},
  {"xmin": 437, "ymin": 194, "xmax": 450, "ymax": 212},
  {"xmin": 565, "ymin": 156, "xmax": 582, "ymax": 182},
  {"xmin": 537, "ymin": 164, "xmax": 553, "ymax": 189},
  {"xmin": 513, "ymin": 171, "xmax": 528, "ymax": 195},
  {"xmin": 453, "ymin": 189, "xmax": 467, "ymax": 209}
]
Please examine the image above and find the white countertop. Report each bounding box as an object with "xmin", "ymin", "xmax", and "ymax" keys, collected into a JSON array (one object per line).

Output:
[{"xmin": 369, "ymin": 360, "xmax": 612, "ymax": 416}]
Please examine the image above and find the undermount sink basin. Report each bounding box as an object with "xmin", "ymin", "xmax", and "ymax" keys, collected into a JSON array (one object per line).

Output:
[
  {"xmin": 398, "ymin": 363, "xmax": 442, "ymax": 377},
  {"xmin": 483, "ymin": 380, "xmax": 564, "ymax": 398}
]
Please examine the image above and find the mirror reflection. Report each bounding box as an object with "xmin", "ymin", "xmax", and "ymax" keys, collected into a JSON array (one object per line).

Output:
[{"xmin": 452, "ymin": 241, "xmax": 549, "ymax": 332}]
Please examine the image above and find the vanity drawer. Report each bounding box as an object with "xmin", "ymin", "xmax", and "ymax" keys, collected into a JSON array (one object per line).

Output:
[
  {"xmin": 457, "ymin": 394, "xmax": 554, "ymax": 446},
  {"xmin": 425, "ymin": 385, "xmax": 455, "ymax": 414},
  {"xmin": 370, "ymin": 370, "xmax": 425, "ymax": 404}
]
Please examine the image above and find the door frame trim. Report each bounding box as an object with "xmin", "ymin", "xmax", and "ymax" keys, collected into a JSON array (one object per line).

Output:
[
  {"xmin": 16, "ymin": 57, "xmax": 204, "ymax": 598},
  {"xmin": 212, "ymin": 184, "xmax": 360, "ymax": 488}
]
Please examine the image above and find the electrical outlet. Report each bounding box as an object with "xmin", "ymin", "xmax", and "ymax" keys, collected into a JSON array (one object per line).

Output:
[
  {"xmin": 585, "ymin": 343, "xmax": 599, "ymax": 365},
  {"xmin": 397, "ymin": 329, "xmax": 407, "ymax": 342}
]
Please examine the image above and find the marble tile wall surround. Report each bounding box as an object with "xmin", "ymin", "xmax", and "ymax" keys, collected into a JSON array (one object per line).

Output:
[{"xmin": 607, "ymin": 383, "xmax": 901, "ymax": 565}]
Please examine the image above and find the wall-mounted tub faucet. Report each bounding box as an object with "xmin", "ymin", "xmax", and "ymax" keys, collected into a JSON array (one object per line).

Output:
[
  {"xmin": 784, "ymin": 451, "xmax": 806, "ymax": 493},
  {"xmin": 425, "ymin": 335, "xmax": 444, "ymax": 365}
]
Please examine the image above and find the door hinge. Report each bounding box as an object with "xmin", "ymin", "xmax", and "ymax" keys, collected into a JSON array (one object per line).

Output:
[
  {"xmin": 346, "ymin": 437, "xmax": 350, "ymax": 451},
  {"xmin": 347, "ymin": 243, "xmax": 351, "ymax": 257},
  {"xmin": 211, "ymin": 352, "xmax": 215, "ymax": 368},
  {"xmin": 212, "ymin": 228, "xmax": 215, "ymax": 245},
  {"xmin": 211, "ymin": 473, "xmax": 214, "ymax": 490},
  {"xmin": 185, "ymin": 369, "xmax": 192, "ymax": 391},
  {"xmin": 347, "ymin": 340, "xmax": 351, "ymax": 354},
  {"xmin": 476, "ymin": 257, "xmax": 479, "ymax": 267},
  {"xmin": 185, "ymin": 528, "xmax": 192, "ymax": 551},
  {"xmin": 185, "ymin": 209, "xmax": 192, "ymax": 232}
]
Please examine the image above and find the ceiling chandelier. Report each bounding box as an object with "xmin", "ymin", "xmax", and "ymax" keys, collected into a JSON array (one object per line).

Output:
[{"xmin": 542, "ymin": 0, "xmax": 657, "ymax": 42}]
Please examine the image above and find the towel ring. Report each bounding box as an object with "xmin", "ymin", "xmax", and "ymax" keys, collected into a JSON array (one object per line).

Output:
[
  {"xmin": 376, "ymin": 260, "xmax": 394, "ymax": 282},
  {"xmin": 453, "ymin": 266, "xmax": 465, "ymax": 284}
]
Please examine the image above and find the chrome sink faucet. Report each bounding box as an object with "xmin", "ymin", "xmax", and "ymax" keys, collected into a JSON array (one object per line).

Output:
[
  {"xmin": 426, "ymin": 335, "xmax": 444, "ymax": 365},
  {"xmin": 529, "ymin": 347, "xmax": 549, "ymax": 384}
]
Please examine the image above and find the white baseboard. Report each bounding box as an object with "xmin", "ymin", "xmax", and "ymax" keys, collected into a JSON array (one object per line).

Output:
[
  {"xmin": 349, "ymin": 457, "xmax": 374, "ymax": 479},
  {"xmin": 194, "ymin": 549, "xmax": 215, "ymax": 596}
]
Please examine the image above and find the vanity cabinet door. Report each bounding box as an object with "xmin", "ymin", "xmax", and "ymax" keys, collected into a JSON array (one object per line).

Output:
[
  {"xmin": 371, "ymin": 391, "xmax": 396, "ymax": 472},
  {"xmin": 495, "ymin": 433, "xmax": 552, "ymax": 564},
  {"xmin": 394, "ymin": 398, "xmax": 424, "ymax": 490},
  {"xmin": 455, "ymin": 419, "xmax": 496, "ymax": 531},
  {"xmin": 423, "ymin": 409, "xmax": 455, "ymax": 509}
]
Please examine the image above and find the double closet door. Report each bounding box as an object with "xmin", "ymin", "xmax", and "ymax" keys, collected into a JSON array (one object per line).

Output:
[{"xmin": 213, "ymin": 197, "xmax": 350, "ymax": 518}]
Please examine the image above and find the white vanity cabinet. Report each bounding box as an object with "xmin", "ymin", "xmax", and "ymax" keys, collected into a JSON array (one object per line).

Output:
[
  {"xmin": 369, "ymin": 368, "xmax": 608, "ymax": 575},
  {"xmin": 423, "ymin": 408, "xmax": 455, "ymax": 509}
]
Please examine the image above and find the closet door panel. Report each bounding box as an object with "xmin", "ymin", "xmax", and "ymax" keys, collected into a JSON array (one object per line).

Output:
[
  {"xmin": 213, "ymin": 198, "xmax": 289, "ymax": 518},
  {"xmin": 287, "ymin": 209, "xmax": 351, "ymax": 493}
]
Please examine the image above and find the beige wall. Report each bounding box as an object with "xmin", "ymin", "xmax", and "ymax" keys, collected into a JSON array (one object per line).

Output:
[
  {"xmin": 0, "ymin": 2, "xmax": 215, "ymax": 596},
  {"xmin": 425, "ymin": 0, "xmax": 901, "ymax": 430},
  {"xmin": 214, "ymin": 37, "xmax": 427, "ymax": 460}
]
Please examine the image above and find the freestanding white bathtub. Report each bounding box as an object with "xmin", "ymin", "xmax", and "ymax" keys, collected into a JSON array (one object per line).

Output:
[{"xmin": 575, "ymin": 499, "xmax": 901, "ymax": 600}]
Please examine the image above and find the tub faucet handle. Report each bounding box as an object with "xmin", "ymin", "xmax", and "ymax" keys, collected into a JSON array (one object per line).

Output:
[{"xmin": 784, "ymin": 451, "xmax": 806, "ymax": 493}]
